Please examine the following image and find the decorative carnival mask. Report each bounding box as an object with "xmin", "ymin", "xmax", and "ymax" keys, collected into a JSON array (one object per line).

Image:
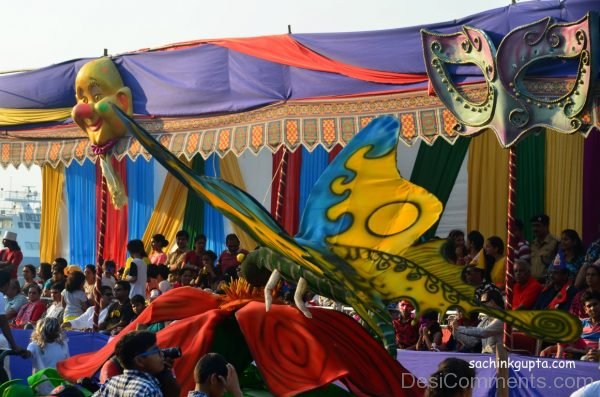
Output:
[{"xmin": 421, "ymin": 13, "xmax": 597, "ymax": 147}]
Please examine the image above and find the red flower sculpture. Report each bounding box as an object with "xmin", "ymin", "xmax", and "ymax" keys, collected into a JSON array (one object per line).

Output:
[{"xmin": 58, "ymin": 284, "xmax": 424, "ymax": 397}]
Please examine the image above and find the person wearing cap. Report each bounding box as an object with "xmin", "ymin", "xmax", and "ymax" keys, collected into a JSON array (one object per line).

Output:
[
  {"xmin": 0, "ymin": 231, "xmax": 22, "ymax": 280},
  {"xmin": 533, "ymin": 258, "xmax": 577, "ymax": 311},
  {"xmin": 530, "ymin": 214, "xmax": 558, "ymax": 281}
]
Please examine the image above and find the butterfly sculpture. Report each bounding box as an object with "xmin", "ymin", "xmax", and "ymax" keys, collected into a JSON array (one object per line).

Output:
[
  {"xmin": 421, "ymin": 13, "xmax": 596, "ymax": 147},
  {"xmin": 115, "ymin": 108, "xmax": 581, "ymax": 353}
]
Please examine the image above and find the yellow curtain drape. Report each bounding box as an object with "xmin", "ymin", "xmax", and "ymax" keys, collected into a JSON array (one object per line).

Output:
[
  {"xmin": 142, "ymin": 164, "xmax": 189, "ymax": 254},
  {"xmin": 545, "ymin": 131, "xmax": 584, "ymax": 236},
  {"xmin": 220, "ymin": 153, "xmax": 257, "ymax": 250},
  {"xmin": 40, "ymin": 164, "xmax": 65, "ymax": 262},
  {"xmin": 467, "ymin": 131, "xmax": 509, "ymax": 240},
  {"xmin": 0, "ymin": 107, "xmax": 71, "ymax": 126}
]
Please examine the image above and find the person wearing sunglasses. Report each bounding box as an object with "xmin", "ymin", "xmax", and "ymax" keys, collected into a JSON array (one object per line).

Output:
[{"xmin": 94, "ymin": 330, "xmax": 180, "ymax": 397}]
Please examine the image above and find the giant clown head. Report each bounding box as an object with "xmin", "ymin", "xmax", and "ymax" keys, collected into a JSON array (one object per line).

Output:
[{"xmin": 72, "ymin": 58, "xmax": 133, "ymax": 147}]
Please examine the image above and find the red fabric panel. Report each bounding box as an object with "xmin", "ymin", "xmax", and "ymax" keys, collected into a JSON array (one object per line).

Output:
[
  {"xmin": 236, "ymin": 302, "xmax": 424, "ymax": 397},
  {"xmin": 95, "ymin": 158, "xmax": 128, "ymax": 268},
  {"xmin": 271, "ymin": 148, "xmax": 285, "ymax": 223},
  {"xmin": 151, "ymin": 35, "xmax": 427, "ymax": 85},
  {"xmin": 328, "ymin": 144, "xmax": 343, "ymax": 163},
  {"xmin": 271, "ymin": 148, "xmax": 301, "ymax": 235},
  {"xmin": 57, "ymin": 287, "xmax": 221, "ymax": 383}
]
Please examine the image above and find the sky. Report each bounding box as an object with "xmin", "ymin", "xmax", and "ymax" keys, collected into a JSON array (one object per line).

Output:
[{"xmin": 0, "ymin": 0, "xmax": 510, "ymax": 194}]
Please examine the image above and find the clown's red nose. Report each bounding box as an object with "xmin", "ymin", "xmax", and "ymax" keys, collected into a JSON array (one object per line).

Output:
[{"xmin": 73, "ymin": 103, "xmax": 93, "ymax": 119}]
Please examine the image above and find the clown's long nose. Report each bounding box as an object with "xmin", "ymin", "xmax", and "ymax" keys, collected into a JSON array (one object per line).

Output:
[{"xmin": 73, "ymin": 102, "xmax": 93, "ymax": 120}]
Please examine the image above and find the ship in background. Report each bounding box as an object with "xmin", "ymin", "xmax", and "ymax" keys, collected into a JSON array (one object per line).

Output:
[{"xmin": 0, "ymin": 186, "xmax": 41, "ymax": 266}]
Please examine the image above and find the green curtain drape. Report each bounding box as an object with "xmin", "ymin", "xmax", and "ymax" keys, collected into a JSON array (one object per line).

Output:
[
  {"xmin": 410, "ymin": 137, "xmax": 470, "ymax": 239},
  {"xmin": 515, "ymin": 131, "xmax": 545, "ymax": 241},
  {"xmin": 182, "ymin": 154, "xmax": 206, "ymax": 248}
]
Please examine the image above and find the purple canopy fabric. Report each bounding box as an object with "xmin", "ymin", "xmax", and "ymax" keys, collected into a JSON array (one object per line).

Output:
[{"xmin": 0, "ymin": 0, "xmax": 596, "ymax": 129}]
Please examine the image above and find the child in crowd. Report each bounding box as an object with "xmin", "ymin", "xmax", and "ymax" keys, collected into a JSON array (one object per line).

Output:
[
  {"xmin": 218, "ymin": 234, "xmax": 248, "ymax": 282},
  {"xmin": 101, "ymin": 260, "xmax": 117, "ymax": 289},
  {"xmin": 131, "ymin": 294, "xmax": 164, "ymax": 333},
  {"xmin": 26, "ymin": 317, "xmax": 70, "ymax": 394},
  {"xmin": 392, "ymin": 300, "xmax": 418, "ymax": 350},
  {"xmin": 62, "ymin": 271, "xmax": 90, "ymax": 325},
  {"xmin": 124, "ymin": 240, "xmax": 148, "ymax": 299}
]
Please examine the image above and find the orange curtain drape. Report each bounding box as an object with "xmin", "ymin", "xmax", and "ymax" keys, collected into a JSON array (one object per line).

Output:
[
  {"xmin": 467, "ymin": 131, "xmax": 509, "ymax": 240},
  {"xmin": 40, "ymin": 164, "xmax": 65, "ymax": 263},
  {"xmin": 220, "ymin": 153, "xmax": 256, "ymax": 250},
  {"xmin": 545, "ymin": 131, "xmax": 584, "ymax": 236}
]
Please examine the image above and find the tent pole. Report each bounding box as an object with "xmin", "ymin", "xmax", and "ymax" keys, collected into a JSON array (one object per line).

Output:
[
  {"xmin": 504, "ymin": 146, "xmax": 517, "ymax": 349},
  {"xmin": 93, "ymin": 169, "xmax": 108, "ymax": 331}
]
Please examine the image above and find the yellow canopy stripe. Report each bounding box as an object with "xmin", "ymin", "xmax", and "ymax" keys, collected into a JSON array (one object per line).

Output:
[{"xmin": 0, "ymin": 108, "xmax": 72, "ymax": 126}]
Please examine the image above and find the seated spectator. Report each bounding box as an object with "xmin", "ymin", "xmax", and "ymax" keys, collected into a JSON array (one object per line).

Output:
[
  {"xmin": 21, "ymin": 264, "xmax": 37, "ymax": 294},
  {"xmin": 460, "ymin": 260, "xmax": 501, "ymax": 303},
  {"xmin": 26, "ymin": 317, "xmax": 69, "ymax": 394},
  {"xmin": 62, "ymin": 286, "xmax": 114, "ymax": 331},
  {"xmin": 43, "ymin": 260, "xmax": 67, "ymax": 297},
  {"xmin": 513, "ymin": 219, "xmax": 531, "ymax": 262},
  {"xmin": 131, "ymin": 294, "xmax": 165, "ymax": 333},
  {"xmin": 99, "ymin": 281, "xmax": 135, "ymax": 334},
  {"xmin": 542, "ymin": 291, "xmax": 600, "ymax": 359},
  {"xmin": 533, "ymin": 260, "xmax": 577, "ymax": 311},
  {"xmin": 194, "ymin": 251, "xmax": 218, "ymax": 290},
  {"xmin": 571, "ymin": 264, "xmax": 600, "ymax": 319},
  {"xmin": 392, "ymin": 300, "xmax": 418, "ymax": 349},
  {"xmin": 184, "ymin": 234, "xmax": 207, "ymax": 272},
  {"xmin": 464, "ymin": 230, "xmax": 484, "ymax": 266},
  {"xmin": 62, "ymin": 271, "xmax": 90, "ymax": 324},
  {"xmin": 150, "ymin": 234, "xmax": 169, "ymax": 265},
  {"xmin": 444, "ymin": 230, "xmax": 466, "ymax": 265},
  {"xmin": 5, "ymin": 279, "xmax": 27, "ymax": 321},
  {"xmin": 451, "ymin": 290, "xmax": 504, "ymax": 354},
  {"xmin": 146, "ymin": 264, "xmax": 159, "ymax": 297},
  {"xmin": 101, "ymin": 260, "xmax": 117, "ymax": 289},
  {"xmin": 94, "ymin": 330, "xmax": 180, "ymax": 397},
  {"xmin": 166, "ymin": 230, "xmax": 190, "ymax": 273},
  {"xmin": 416, "ymin": 311, "xmax": 442, "ymax": 351},
  {"xmin": 174, "ymin": 268, "xmax": 194, "ymax": 288},
  {"xmin": 547, "ymin": 229, "xmax": 585, "ymax": 283},
  {"xmin": 189, "ymin": 352, "xmax": 242, "ymax": 397},
  {"xmin": 485, "ymin": 236, "xmax": 506, "ymax": 288},
  {"xmin": 14, "ymin": 284, "xmax": 46, "ymax": 329},
  {"xmin": 512, "ymin": 259, "xmax": 543, "ymax": 310},
  {"xmin": 530, "ymin": 214, "xmax": 558, "ymax": 281},
  {"xmin": 37, "ymin": 262, "xmax": 52, "ymax": 289},
  {"xmin": 218, "ymin": 234, "xmax": 248, "ymax": 282},
  {"xmin": 83, "ymin": 264, "xmax": 97, "ymax": 300},
  {"xmin": 424, "ymin": 357, "xmax": 475, "ymax": 397},
  {"xmin": 156, "ymin": 264, "xmax": 171, "ymax": 294},
  {"xmin": 43, "ymin": 282, "xmax": 65, "ymax": 322}
]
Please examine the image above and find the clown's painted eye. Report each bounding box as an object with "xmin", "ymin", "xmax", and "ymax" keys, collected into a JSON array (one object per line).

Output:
[
  {"xmin": 82, "ymin": 97, "xmax": 88, "ymax": 104},
  {"xmin": 94, "ymin": 94, "xmax": 102, "ymax": 102}
]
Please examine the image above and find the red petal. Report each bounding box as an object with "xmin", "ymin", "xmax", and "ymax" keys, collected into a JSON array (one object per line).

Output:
[
  {"xmin": 57, "ymin": 287, "xmax": 220, "ymax": 381},
  {"xmin": 236, "ymin": 302, "xmax": 424, "ymax": 397}
]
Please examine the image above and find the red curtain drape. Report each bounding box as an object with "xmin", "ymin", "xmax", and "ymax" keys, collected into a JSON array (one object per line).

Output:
[
  {"xmin": 271, "ymin": 148, "xmax": 302, "ymax": 235},
  {"xmin": 583, "ymin": 129, "xmax": 600, "ymax": 245},
  {"xmin": 328, "ymin": 144, "xmax": 343, "ymax": 163},
  {"xmin": 95, "ymin": 158, "xmax": 128, "ymax": 268}
]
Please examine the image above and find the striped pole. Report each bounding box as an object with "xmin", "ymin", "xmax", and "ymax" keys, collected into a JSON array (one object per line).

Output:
[
  {"xmin": 274, "ymin": 149, "xmax": 289, "ymax": 224},
  {"xmin": 93, "ymin": 170, "xmax": 108, "ymax": 331},
  {"xmin": 503, "ymin": 146, "xmax": 517, "ymax": 349}
]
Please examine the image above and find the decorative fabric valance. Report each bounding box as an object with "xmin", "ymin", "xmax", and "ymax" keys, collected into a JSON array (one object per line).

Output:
[{"xmin": 1, "ymin": 79, "xmax": 598, "ymax": 168}]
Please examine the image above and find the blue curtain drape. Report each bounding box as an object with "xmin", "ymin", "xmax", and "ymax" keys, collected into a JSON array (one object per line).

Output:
[
  {"xmin": 203, "ymin": 155, "xmax": 225, "ymax": 254},
  {"xmin": 65, "ymin": 159, "xmax": 96, "ymax": 266},
  {"xmin": 126, "ymin": 157, "xmax": 155, "ymax": 240},
  {"xmin": 298, "ymin": 146, "xmax": 329, "ymax": 219}
]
